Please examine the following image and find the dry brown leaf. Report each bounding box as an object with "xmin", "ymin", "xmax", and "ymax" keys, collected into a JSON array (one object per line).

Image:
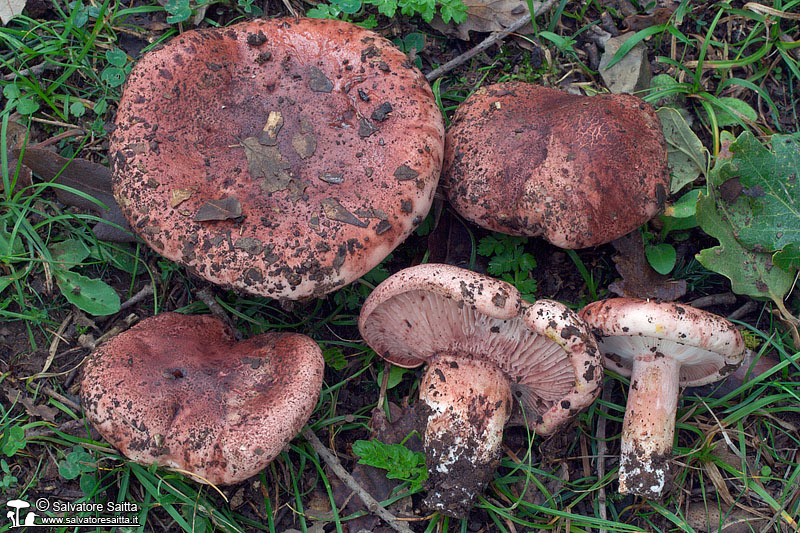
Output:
[
  {"xmin": 428, "ymin": 0, "xmax": 531, "ymax": 40},
  {"xmin": 19, "ymin": 147, "xmax": 134, "ymax": 242},
  {"xmin": 4, "ymin": 386, "xmax": 59, "ymax": 422},
  {"xmin": 608, "ymin": 231, "xmax": 687, "ymax": 301}
]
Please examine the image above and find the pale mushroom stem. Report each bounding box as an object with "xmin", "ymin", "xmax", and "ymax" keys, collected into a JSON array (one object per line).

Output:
[
  {"xmin": 619, "ymin": 353, "xmax": 680, "ymax": 498},
  {"xmin": 418, "ymin": 353, "xmax": 512, "ymax": 518}
]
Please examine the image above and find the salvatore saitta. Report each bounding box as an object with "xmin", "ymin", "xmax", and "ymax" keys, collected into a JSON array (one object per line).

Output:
[{"xmin": 49, "ymin": 501, "xmax": 139, "ymax": 513}]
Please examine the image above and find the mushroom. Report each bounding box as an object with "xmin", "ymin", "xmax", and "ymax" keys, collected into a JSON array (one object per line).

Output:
[
  {"xmin": 80, "ymin": 313, "xmax": 324, "ymax": 485},
  {"xmin": 111, "ymin": 18, "xmax": 444, "ymax": 300},
  {"xmin": 579, "ymin": 298, "xmax": 745, "ymax": 498},
  {"xmin": 442, "ymin": 82, "xmax": 670, "ymax": 248},
  {"xmin": 358, "ymin": 264, "xmax": 602, "ymax": 517}
]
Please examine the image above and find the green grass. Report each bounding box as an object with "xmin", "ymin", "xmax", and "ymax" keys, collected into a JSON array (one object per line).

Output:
[{"xmin": 1, "ymin": 0, "xmax": 799, "ymax": 531}]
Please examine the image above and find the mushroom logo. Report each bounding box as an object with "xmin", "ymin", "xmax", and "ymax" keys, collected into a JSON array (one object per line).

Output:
[{"xmin": 5, "ymin": 499, "xmax": 37, "ymax": 528}]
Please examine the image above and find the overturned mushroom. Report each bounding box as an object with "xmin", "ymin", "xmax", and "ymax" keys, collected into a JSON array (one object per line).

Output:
[
  {"xmin": 80, "ymin": 313, "xmax": 324, "ymax": 485},
  {"xmin": 442, "ymin": 83, "xmax": 669, "ymax": 248},
  {"xmin": 579, "ymin": 298, "xmax": 745, "ymax": 499},
  {"xmin": 111, "ymin": 18, "xmax": 444, "ymax": 300},
  {"xmin": 359, "ymin": 264, "xmax": 602, "ymax": 517}
]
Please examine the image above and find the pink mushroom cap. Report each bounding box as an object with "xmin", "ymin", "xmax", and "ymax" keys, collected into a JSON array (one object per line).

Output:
[
  {"xmin": 80, "ymin": 313, "xmax": 324, "ymax": 485},
  {"xmin": 579, "ymin": 298, "xmax": 745, "ymax": 498},
  {"xmin": 111, "ymin": 18, "xmax": 444, "ymax": 300},
  {"xmin": 443, "ymin": 83, "xmax": 670, "ymax": 248}
]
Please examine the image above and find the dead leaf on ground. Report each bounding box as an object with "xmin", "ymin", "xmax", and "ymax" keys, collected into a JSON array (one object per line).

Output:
[
  {"xmin": 19, "ymin": 147, "xmax": 135, "ymax": 242},
  {"xmin": 0, "ymin": 0, "xmax": 27, "ymax": 24},
  {"xmin": 3, "ymin": 117, "xmax": 33, "ymax": 193},
  {"xmin": 608, "ymin": 231, "xmax": 686, "ymax": 301},
  {"xmin": 428, "ymin": 0, "xmax": 532, "ymax": 40},
  {"xmin": 4, "ymin": 386, "xmax": 59, "ymax": 422},
  {"xmin": 621, "ymin": 7, "xmax": 676, "ymax": 32},
  {"xmin": 329, "ymin": 402, "xmax": 422, "ymax": 533}
]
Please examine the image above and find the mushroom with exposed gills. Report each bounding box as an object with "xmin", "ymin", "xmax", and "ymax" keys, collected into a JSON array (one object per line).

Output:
[
  {"xmin": 579, "ymin": 298, "xmax": 745, "ymax": 499},
  {"xmin": 81, "ymin": 313, "xmax": 324, "ymax": 486},
  {"xmin": 359, "ymin": 264, "xmax": 602, "ymax": 517},
  {"xmin": 442, "ymin": 82, "xmax": 670, "ymax": 248},
  {"xmin": 111, "ymin": 18, "xmax": 444, "ymax": 300}
]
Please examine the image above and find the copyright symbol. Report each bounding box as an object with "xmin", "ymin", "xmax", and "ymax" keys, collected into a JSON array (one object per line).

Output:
[{"xmin": 34, "ymin": 498, "xmax": 49, "ymax": 511}]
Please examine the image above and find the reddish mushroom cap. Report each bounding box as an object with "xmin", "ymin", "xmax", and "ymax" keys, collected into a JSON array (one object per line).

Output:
[
  {"xmin": 359, "ymin": 263, "xmax": 602, "ymax": 434},
  {"xmin": 80, "ymin": 313, "xmax": 324, "ymax": 485},
  {"xmin": 442, "ymin": 83, "xmax": 670, "ymax": 248},
  {"xmin": 111, "ymin": 18, "xmax": 444, "ymax": 300}
]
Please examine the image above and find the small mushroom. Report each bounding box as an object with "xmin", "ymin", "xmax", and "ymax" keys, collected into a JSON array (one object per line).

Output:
[
  {"xmin": 111, "ymin": 18, "xmax": 444, "ymax": 300},
  {"xmin": 80, "ymin": 313, "xmax": 324, "ymax": 485},
  {"xmin": 359, "ymin": 264, "xmax": 602, "ymax": 517},
  {"xmin": 442, "ymin": 82, "xmax": 670, "ymax": 248},
  {"xmin": 579, "ymin": 298, "xmax": 745, "ymax": 499}
]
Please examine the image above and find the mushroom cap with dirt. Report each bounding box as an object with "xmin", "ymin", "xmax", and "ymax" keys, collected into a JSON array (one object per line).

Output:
[
  {"xmin": 80, "ymin": 313, "xmax": 324, "ymax": 486},
  {"xmin": 579, "ymin": 298, "xmax": 745, "ymax": 499},
  {"xmin": 111, "ymin": 18, "xmax": 445, "ymax": 300},
  {"xmin": 358, "ymin": 263, "xmax": 602, "ymax": 517},
  {"xmin": 442, "ymin": 82, "xmax": 670, "ymax": 248}
]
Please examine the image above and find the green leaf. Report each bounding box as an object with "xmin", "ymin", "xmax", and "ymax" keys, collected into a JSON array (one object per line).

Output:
[
  {"xmin": 164, "ymin": 0, "xmax": 192, "ymax": 23},
  {"xmin": 3, "ymin": 84, "xmax": 21, "ymax": 100},
  {"xmin": 717, "ymin": 132, "xmax": 800, "ymax": 254},
  {"xmin": 1, "ymin": 425, "xmax": 26, "ymax": 457},
  {"xmin": 404, "ymin": 32, "xmax": 425, "ymax": 54},
  {"xmin": 645, "ymin": 243, "xmax": 676, "ymax": 275},
  {"xmin": 59, "ymin": 447, "xmax": 94, "ymax": 480},
  {"xmin": 69, "ymin": 100, "xmax": 86, "ymax": 118},
  {"xmin": 323, "ymin": 347, "xmax": 348, "ymax": 371},
  {"xmin": 664, "ymin": 189, "xmax": 702, "ymax": 218},
  {"xmin": 377, "ymin": 364, "xmax": 407, "ymax": 389},
  {"xmin": 49, "ymin": 239, "xmax": 91, "ymax": 270},
  {"xmin": 306, "ymin": 4, "xmax": 340, "ymax": 18},
  {"xmin": 101, "ymin": 66, "xmax": 126, "ymax": 87},
  {"xmin": 55, "ymin": 270, "xmax": 121, "ymax": 315},
  {"xmin": 352, "ymin": 439, "xmax": 427, "ymax": 491},
  {"xmin": 106, "ymin": 48, "xmax": 128, "ymax": 67},
  {"xmin": 657, "ymin": 107, "xmax": 707, "ymax": 193},
  {"xmin": 16, "ymin": 96, "xmax": 39, "ymax": 115},
  {"xmin": 696, "ymin": 192, "xmax": 794, "ymax": 302},
  {"xmin": 331, "ymin": 0, "xmax": 361, "ymax": 14},
  {"xmin": 712, "ymin": 96, "xmax": 758, "ymax": 127},
  {"xmin": 773, "ymin": 243, "xmax": 800, "ymax": 271}
]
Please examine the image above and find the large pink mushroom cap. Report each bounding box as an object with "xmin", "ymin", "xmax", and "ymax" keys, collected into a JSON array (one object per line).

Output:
[
  {"xmin": 359, "ymin": 264, "xmax": 602, "ymax": 516},
  {"xmin": 81, "ymin": 313, "xmax": 324, "ymax": 485},
  {"xmin": 443, "ymin": 83, "xmax": 670, "ymax": 248},
  {"xmin": 580, "ymin": 298, "xmax": 745, "ymax": 499},
  {"xmin": 111, "ymin": 18, "xmax": 444, "ymax": 300}
]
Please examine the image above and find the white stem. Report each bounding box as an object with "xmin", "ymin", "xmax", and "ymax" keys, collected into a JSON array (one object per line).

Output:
[
  {"xmin": 419, "ymin": 353, "xmax": 511, "ymax": 517},
  {"xmin": 619, "ymin": 353, "xmax": 680, "ymax": 499}
]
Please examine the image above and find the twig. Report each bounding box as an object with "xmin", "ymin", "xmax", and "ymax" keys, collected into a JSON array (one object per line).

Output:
[
  {"xmin": 196, "ymin": 286, "xmax": 242, "ymax": 340},
  {"xmin": 301, "ymin": 428, "xmax": 413, "ymax": 533},
  {"xmin": 119, "ymin": 283, "xmax": 154, "ymax": 311},
  {"xmin": 38, "ymin": 385, "xmax": 82, "ymax": 413},
  {"xmin": 689, "ymin": 292, "xmax": 736, "ymax": 309},
  {"xmin": 425, "ymin": 0, "xmax": 558, "ymax": 82},
  {"xmin": 728, "ymin": 301, "xmax": 758, "ymax": 321}
]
